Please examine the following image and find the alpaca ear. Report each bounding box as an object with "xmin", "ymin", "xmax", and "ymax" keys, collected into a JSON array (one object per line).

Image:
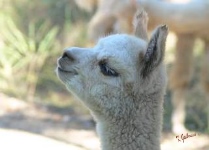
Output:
[
  {"xmin": 133, "ymin": 10, "xmax": 148, "ymax": 41},
  {"xmin": 141, "ymin": 25, "xmax": 168, "ymax": 78}
]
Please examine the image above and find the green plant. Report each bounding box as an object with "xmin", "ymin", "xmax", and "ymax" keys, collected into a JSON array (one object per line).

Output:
[{"xmin": 0, "ymin": 13, "xmax": 59, "ymax": 100}]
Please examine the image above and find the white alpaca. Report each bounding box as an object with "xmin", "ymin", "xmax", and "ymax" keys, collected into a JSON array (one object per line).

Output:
[{"xmin": 56, "ymin": 11, "xmax": 168, "ymax": 150}]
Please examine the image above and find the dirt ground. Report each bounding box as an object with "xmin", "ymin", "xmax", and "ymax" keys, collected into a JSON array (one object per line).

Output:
[{"xmin": 0, "ymin": 93, "xmax": 209, "ymax": 150}]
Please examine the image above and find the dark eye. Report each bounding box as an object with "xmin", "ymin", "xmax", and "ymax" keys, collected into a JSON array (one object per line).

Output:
[{"xmin": 99, "ymin": 60, "xmax": 119, "ymax": 77}]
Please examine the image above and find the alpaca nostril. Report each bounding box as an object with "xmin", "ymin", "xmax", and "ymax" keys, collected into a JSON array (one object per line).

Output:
[{"xmin": 62, "ymin": 50, "xmax": 75, "ymax": 62}]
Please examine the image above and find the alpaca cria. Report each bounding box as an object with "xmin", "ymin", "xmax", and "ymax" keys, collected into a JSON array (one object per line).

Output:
[
  {"xmin": 56, "ymin": 11, "xmax": 168, "ymax": 150},
  {"xmin": 84, "ymin": 0, "xmax": 209, "ymax": 134}
]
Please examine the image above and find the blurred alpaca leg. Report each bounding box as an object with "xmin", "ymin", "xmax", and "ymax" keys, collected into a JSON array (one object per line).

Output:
[
  {"xmin": 201, "ymin": 40, "xmax": 209, "ymax": 131},
  {"xmin": 88, "ymin": 12, "xmax": 116, "ymax": 42},
  {"xmin": 171, "ymin": 89, "xmax": 188, "ymax": 134},
  {"xmin": 114, "ymin": 15, "xmax": 134, "ymax": 34},
  {"xmin": 169, "ymin": 34, "xmax": 195, "ymax": 134}
]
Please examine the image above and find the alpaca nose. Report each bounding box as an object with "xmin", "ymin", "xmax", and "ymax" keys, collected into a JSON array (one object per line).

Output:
[
  {"xmin": 62, "ymin": 47, "xmax": 91, "ymax": 63},
  {"xmin": 62, "ymin": 49, "xmax": 76, "ymax": 62}
]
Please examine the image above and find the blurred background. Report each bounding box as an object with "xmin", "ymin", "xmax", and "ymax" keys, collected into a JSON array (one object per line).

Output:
[{"xmin": 0, "ymin": 0, "xmax": 208, "ymax": 150}]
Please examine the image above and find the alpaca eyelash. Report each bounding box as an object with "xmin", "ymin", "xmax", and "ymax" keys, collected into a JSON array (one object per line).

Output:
[{"xmin": 99, "ymin": 60, "xmax": 119, "ymax": 77}]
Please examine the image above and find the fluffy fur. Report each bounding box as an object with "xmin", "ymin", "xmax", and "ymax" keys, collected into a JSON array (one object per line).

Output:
[
  {"xmin": 56, "ymin": 11, "xmax": 168, "ymax": 150},
  {"xmin": 83, "ymin": 0, "xmax": 209, "ymax": 134}
]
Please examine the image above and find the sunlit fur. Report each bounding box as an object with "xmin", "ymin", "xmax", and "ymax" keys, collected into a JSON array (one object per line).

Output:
[{"xmin": 56, "ymin": 11, "xmax": 168, "ymax": 150}]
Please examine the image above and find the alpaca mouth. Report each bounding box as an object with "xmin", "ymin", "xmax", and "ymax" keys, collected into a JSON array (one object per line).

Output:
[
  {"xmin": 57, "ymin": 67, "xmax": 78, "ymax": 75},
  {"xmin": 57, "ymin": 57, "xmax": 78, "ymax": 75}
]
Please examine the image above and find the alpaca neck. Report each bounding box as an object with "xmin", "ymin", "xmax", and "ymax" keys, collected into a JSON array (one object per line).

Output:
[{"xmin": 95, "ymin": 94, "xmax": 163, "ymax": 150}]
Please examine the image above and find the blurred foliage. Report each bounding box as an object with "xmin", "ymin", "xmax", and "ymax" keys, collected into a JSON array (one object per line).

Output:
[
  {"xmin": 0, "ymin": 13, "xmax": 59, "ymax": 100},
  {"xmin": 2, "ymin": 0, "xmax": 92, "ymax": 42},
  {"xmin": 0, "ymin": 0, "xmax": 92, "ymax": 101}
]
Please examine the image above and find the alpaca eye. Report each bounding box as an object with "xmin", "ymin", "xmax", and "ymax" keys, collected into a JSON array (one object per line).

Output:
[{"xmin": 99, "ymin": 61, "xmax": 119, "ymax": 77}]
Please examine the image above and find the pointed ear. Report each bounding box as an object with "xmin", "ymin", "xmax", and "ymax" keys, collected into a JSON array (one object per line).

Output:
[
  {"xmin": 141, "ymin": 25, "xmax": 168, "ymax": 78},
  {"xmin": 133, "ymin": 10, "xmax": 148, "ymax": 41}
]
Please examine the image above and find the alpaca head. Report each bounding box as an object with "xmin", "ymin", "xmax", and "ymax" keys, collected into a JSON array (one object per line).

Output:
[{"xmin": 56, "ymin": 11, "xmax": 168, "ymax": 120}]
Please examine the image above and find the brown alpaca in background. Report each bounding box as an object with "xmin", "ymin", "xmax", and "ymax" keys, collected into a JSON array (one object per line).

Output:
[
  {"xmin": 138, "ymin": 0, "xmax": 209, "ymax": 134},
  {"xmin": 75, "ymin": 0, "xmax": 209, "ymax": 134}
]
